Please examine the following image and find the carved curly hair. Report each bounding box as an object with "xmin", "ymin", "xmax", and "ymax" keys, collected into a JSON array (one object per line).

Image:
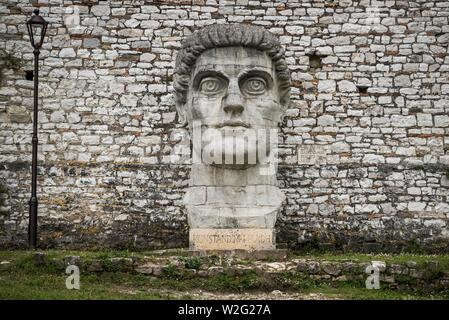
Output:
[{"xmin": 173, "ymin": 24, "xmax": 291, "ymax": 109}]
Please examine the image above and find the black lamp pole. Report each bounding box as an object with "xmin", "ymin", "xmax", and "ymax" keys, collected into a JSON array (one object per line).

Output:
[{"xmin": 26, "ymin": 9, "xmax": 48, "ymax": 249}]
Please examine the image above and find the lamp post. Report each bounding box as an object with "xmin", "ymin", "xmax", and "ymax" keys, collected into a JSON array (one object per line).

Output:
[{"xmin": 26, "ymin": 9, "xmax": 48, "ymax": 249}]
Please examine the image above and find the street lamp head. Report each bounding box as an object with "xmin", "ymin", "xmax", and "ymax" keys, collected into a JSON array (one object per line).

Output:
[{"xmin": 26, "ymin": 9, "xmax": 48, "ymax": 49}]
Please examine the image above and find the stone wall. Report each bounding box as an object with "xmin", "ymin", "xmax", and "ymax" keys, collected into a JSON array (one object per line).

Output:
[
  {"xmin": 25, "ymin": 251, "xmax": 449, "ymax": 293},
  {"xmin": 0, "ymin": 0, "xmax": 448, "ymax": 251}
]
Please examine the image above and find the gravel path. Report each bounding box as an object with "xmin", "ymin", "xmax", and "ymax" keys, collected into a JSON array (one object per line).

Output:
[{"xmin": 118, "ymin": 287, "xmax": 338, "ymax": 300}]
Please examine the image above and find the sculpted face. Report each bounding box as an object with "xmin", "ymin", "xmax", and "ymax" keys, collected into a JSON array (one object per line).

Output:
[
  {"xmin": 184, "ymin": 46, "xmax": 283, "ymax": 167},
  {"xmin": 174, "ymin": 25, "xmax": 290, "ymax": 248}
]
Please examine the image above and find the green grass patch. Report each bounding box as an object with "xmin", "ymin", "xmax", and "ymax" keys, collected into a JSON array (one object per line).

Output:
[
  {"xmin": 290, "ymin": 251, "xmax": 449, "ymax": 268},
  {"xmin": 301, "ymin": 282, "xmax": 449, "ymax": 300},
  {"xmin": 1, "ymin": 250, "xmax": 449, "ymax": 300}
]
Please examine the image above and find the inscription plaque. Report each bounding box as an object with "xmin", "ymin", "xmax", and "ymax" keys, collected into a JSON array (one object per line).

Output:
[{"xmin": 189, "ymin": 229, "xmax": 275, "ymax": 251}]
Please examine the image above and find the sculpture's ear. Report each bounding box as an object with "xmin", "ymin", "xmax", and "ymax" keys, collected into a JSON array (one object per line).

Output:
[
  {"xmin": 278, "ymin": 111, "xmax": 286, "ymax": 125},
  {"xmin": 174, "ymin": 73, "xmax": 189, "ymax": 127},
  {"xmin": 278, "ymin": 86, "xmax": 291, "ymax": 125},
  {"xmin": 176, "ymin": 100, "xmax": 188, "ymax": 127},
  {"xmin": 275, "ymin": 99, "xmax": 289, "ymax": 125}
]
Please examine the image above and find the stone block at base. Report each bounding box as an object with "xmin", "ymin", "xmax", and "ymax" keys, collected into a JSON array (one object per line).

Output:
[
  {"xmin": 187, "ymin": 249, "xmax": 287, "ymax": 260},
  {"xmin": 189, "ymin": 228, "xmax": 275, "ymax": 251}
]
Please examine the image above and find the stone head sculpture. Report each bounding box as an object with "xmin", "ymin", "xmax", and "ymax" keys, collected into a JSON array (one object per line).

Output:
[{"xmin": 173, "ymin": 24, "xmax": 291, "ymax": 250}]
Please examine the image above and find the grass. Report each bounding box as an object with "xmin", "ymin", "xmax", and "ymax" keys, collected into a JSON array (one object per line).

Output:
[
  {"xmin": 290, "ymin": 251, "xmax": 449, "ymax": 268},
  {"xmin": 0, "ymin": 252, "xmax": 188, "ymax": 299},
  {"xmin": 0, "ymin": 272, "xmax": 174, "ymax": 299},
  {"xmin": 1, "ymin": 250, "xmax": 449, "ymax": 300},
  {"xmin": 301, "ymin": 283, "xmax": 448, "ymax": 300}
]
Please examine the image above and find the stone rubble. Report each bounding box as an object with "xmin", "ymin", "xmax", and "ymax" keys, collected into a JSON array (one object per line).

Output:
[{"xmin": 28, "ymin": 252, "xmax": 449, "ymax": 292}]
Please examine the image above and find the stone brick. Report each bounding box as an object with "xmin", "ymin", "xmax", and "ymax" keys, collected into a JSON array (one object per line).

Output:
[
  {"xmin": 337, "ymin": 80, "xmax": 357, "ymax": 92},
  {"xmin": 83, "ymin": 38, "xmax": 100, "ymax": 48},
  {"xmin": 362, "ymin": 154, "xmax": 385, "ymax": 165},
  {"xmin": 59, "ymin": 48, "xmax": 76, "ymax": 58},
  {"xmin": 318, "ymin": 80, "xmax": 336, "ymax": 93},
  {"xmin": 391, "ymin": 115, "xmax": 416, "ymax": 127},
  {"xmin": 317, "ymin": 115, "xmax": 335, "ymax": 126},
  {"xmin": 434, "ymin": 115, "xmax": 449, "ymax": 127},
  {"xmin": 91, "ymin": 5, "xmax": 111, "ymax": 17},
  {"xmin": 417, "ymin": 114, "xmax": 433, "ymax": 127}
]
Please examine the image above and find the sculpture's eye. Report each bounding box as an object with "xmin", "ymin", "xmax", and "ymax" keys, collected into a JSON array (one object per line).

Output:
[
  {"xmin": 241, "ymin": 77, "xmax": 267, "ymax": 96},
  {"xmin": 199, "ymin": 77, "xmax": 224, "ymax": 95}
]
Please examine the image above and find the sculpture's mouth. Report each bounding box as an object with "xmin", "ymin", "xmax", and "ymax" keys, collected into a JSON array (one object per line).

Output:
[{"xmin": 214, "ymin": 120, "xmax": 250, "ymax": 129}]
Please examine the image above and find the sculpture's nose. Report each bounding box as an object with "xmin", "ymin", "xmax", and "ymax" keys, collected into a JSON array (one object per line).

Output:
[{"xmin": 223, "ymin": 82, "xmax": 244, "ymax": 115}]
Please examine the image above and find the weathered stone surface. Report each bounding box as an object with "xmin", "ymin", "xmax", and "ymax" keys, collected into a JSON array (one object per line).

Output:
[
  {"xmin": 338, "ymin": 80, "xmax": 357, "ymax": 92},
  {"xmin": 189, "ymin": 229, "xmax": 275, "ymax": 251},
  {"xmin": 16, "ymin": 251, "xmax": 449, "ymax": 292},
  {"xmin": 173, "ymin": 24, "xmax": 290, "ymax": 249},
  {"xmin": 59, "ymin": 48, "xmax": 76, "ymax": 58},
  {"xmin": 86, "ymin": 260, "xmax": 103, "ymax": 272},
  {"xmin": 318, "ymin": 80, "xmax": 336, "ymax": 93},
  {"xmin": 331, "ymin": 141, "xmax": 350, "ymax": 153},
  {"xmin": 188, "ymin": 249, "xmax": 287, "ymax": 260},
  {"xmin": 322, "ymin": 262, "xmax": 341, "ymax": 276},
  {"xmin": 135, "ymin": 263, "xmax": 159, "ymax": 275},
  {"xmin": 83, "ymin": 38, "xmax": 100, "ymax": 48},
  {"xmin": 363, "ymin": 154, "xmax": 385, "ymax": 164},
  {"xmin": 91, "ymin": 5, "xmax": 110, "ymax": 17},
  {"xmin": 64, "ymin": 256, "xmax": 80, "ymax": 266}
]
